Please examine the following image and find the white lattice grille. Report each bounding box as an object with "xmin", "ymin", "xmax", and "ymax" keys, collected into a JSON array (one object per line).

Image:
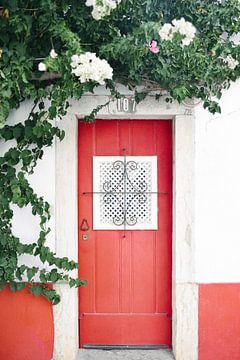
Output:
[{"xmin": 93, "ymin": 156, "xmax": 158, "ymax": 230}]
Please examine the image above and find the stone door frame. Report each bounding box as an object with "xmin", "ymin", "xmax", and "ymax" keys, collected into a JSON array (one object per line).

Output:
[{"xmin": 53, "ymin": 89, "xmax": 198, "ymax": 360}]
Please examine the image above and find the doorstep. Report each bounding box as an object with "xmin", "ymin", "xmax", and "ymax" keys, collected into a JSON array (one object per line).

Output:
[{"xmin": 78, "ymin": 349, "xmax": 175, "ymax": 360}]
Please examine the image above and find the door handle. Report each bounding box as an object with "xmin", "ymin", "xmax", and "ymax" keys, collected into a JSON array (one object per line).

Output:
[{"xmin": 80, "ymin": 218, "xmax": 90, "ymax": 231}]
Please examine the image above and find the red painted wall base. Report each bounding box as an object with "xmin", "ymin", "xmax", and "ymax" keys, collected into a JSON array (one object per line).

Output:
[
  {"xmin": 2, "ymin": 283, "xmax": 240, "ymax": 360},
  {"xmin": 0, "ymin": 285, "xmax": 54, "ymax": 360},
  {"xmin": 199, "ymin": 284, "xmax": 240, "ymax": 360}
]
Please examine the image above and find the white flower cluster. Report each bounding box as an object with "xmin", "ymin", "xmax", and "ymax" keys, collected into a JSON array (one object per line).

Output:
[
  {"xmin": 159, "ymin": 18, "xmax": 196, "ymax": 46},
  {"xmin": 38, "ymin": 49, "xmax": 58, "ymax": 72},
  {"xmin": 223, "ymin": 55, "xmax": 239, "ymax": 70},
  {"xmin": 71, "ymin": 52, "xmax": 113, "ymax": 85},
  {"xmin": 85, "ymin": 0, "xmax": 121, "ymax": 20}
]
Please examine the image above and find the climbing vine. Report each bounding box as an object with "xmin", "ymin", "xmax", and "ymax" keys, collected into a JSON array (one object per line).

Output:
[{"xmin": 0, "ymin": 0, "xmax": 240, "ymax": 303}]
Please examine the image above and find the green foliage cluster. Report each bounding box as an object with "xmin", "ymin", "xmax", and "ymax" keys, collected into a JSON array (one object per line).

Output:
[
  {"xmin": 0, "ymin": 0, "xmax": 240, "ymax": 303},
  {"xmin": 0, "ymin": 102, "xmax": 87, "ymax": 304}
]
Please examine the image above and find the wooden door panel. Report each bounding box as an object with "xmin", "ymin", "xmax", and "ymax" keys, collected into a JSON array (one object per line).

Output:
[
  {"xmin": 81, "ymin": 314, "xmax": 171, "ymax": 346},
  {"xmin": 132, "ymin": 121, "xmax": 157, "ymax": 155},
  {"xmin": 78, "ymin": 120, "xmax": 172, "ymax": 347},
  {"xmin": 131, "ymin": 232, "xmax": 156, "ymax": 313},
  {"xmin": 120, "ymin": 234, "xmax": 131, "ymax": 313},
  {"xmin": 95, "ymin": 232, "xmax": 120, "ymax": 313},
  {"xmin": 95, "ymin": 120, "xmax": 119, "ymax": 155},
  {"xmin": 119, "ymin": 120, "xmax": 131, "ymax": 153}
]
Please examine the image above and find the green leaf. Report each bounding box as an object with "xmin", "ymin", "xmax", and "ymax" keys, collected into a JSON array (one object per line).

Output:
[
  {"xmin": 69, "ymin": 278, "xmax": 75, "ymax": 288},
  {"xmin": 13, "ymin": 127, "xmax": 23, "ymax": 139},
  {"xmin": 43, "ymin": 289, "xmax": 55, "ymax": 300},
  {"xmin": 0, "ymin": 280, "xmax": 7, "ymax": 291},
  {"xmin": 40, "ymin": 273, "xmax": 47, "ymax": 282},
  {"xmin": 29, "ymin": 285, "xmax": 42, "ymax": 297},
  {"xmin": 52, "ymin": 295, "xmax": 61, "ymax": 305},
  {"xmin": 27, "ymin": 268, "xmax": 37, "ymax": 281},
  {"xmin": 17, "ymin": 282, "xmax": 26, "ymax": 291},
  {"xmin": 10, "ymin": 281, "xmax": 17, "ymax": 293},
  {"xmin": 50, "ymin": 272, "xmax": 58, "ymax": 283},
  {"xmin": 0, "ymin": 101, "xmax": 10, "ymax": 126}
]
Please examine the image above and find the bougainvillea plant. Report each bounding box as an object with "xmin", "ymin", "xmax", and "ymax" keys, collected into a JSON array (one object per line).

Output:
[{"xmin": 0, "ymin": 0, "xmax": 240, "ymax": 304}]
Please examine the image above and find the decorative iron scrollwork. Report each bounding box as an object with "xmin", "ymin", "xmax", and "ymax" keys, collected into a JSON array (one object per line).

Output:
[{"xmin": 102, "ymin": 155, "xmax": 148, "ymax": 228}]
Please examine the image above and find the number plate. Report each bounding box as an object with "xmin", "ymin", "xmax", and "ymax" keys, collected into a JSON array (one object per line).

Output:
[{"xmin": 108, "ymin": 97, "xmax": 137, "ymax": 114}]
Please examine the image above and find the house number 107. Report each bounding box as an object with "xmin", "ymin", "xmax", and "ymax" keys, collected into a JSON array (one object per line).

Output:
[{"xmin": 117, "ymin": 98, "xmax": 137, "ymax": 113}]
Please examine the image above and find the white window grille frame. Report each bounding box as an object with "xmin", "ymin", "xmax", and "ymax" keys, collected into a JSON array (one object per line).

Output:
[{"xmin": 93, "ymin": 156, "xmax": 158, "ymax": 230}]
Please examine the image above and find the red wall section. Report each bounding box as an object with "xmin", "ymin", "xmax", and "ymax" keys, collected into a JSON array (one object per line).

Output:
[
  {"xmin": 0, "ymin": 285, "xmax": 54, "ymax": 360},
  {"xmin": 199, "ymin": 284, "xmax": 240, "ymax": 360}
]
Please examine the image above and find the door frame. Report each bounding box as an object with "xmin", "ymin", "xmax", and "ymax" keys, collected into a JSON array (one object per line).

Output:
[{"xmin": 53, "ymin": 87, "xmax": 198, "ymax": 360}]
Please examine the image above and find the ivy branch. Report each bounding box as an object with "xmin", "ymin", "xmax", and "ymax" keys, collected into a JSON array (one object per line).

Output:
[{"xmin": 0, "ymin": 102, "xmax": 87, "ymax": 304}]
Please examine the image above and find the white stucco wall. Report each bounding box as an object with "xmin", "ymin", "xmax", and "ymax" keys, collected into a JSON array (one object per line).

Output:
[
  {"xmin": 195, "ymin": 80, "xmax": 240, "ymax": 283},
  {"xmin": 4, "ymin": 82, "xmax": 240, "ymax": 285},
  {"xmin": 0, "ymin": 101, "xmax": 56, "ymax": 269}
]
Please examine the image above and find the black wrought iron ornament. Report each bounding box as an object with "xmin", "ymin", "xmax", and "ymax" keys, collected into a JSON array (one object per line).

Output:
[{"xmin": 102, "ymin": 152, "xmax": 148, "ymax": 229}]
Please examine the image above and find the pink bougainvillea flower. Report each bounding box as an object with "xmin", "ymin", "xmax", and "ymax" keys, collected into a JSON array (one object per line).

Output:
[{"xmin": 148, "ymin": 40, "xmax": 160, "ymax": 54}]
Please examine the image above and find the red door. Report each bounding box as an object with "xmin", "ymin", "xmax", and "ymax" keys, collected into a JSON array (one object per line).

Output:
[{"xmin": 78, "ymin": 120, "xmax": 172, "ymax": 348}]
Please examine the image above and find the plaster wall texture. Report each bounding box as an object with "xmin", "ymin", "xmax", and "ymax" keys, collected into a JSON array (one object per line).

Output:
[
  {"xmin": 194, "ymin": 80, "xmax": 240, "ymax": 283},
  {"xmin": 6, "ymin": 80, "xmax": 240, "ymax": 283},
  {"xmin": 0, "ymin": 101, "xmax": 56, "ymax": 271}
]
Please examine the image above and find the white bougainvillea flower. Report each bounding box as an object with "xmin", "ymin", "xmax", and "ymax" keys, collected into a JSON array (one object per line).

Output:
[
  {"xmin": 159, "ymin": 23, "xmax": 173, "ymax": 41},
  {"xmin": 229, "ymin": 33, "xmax": 240, "ymax": 47},
  {"xmin": 181, "ymin": 37, "xmax": 192, "ymax": 46},
  {"xmin": 70, "ymin": 54, "xmax": 80, "ymax": 68},
  {"xmin": 224, "ymin": 55, "xmax": 239, "ymax": 70},
  {"xmin": 71, "ymin": 52, "xmax": 113, "ymax": 85},
  {"xmin": 91, "ymin": 6, "xmax": 106, "ymax": 20},
  {"xmin": 159, "ymin": 18, "xmax": 196, "ymax": 46},
  {"xmin": 172, "ymin": 18, "xmax": 196, "ymax": 45},
  {"xmin": 50, "ymin": 49, "xmax": 58, "ymax": 59},
  {"xmin": 38, "ymin": 62, "xmax": 47, "ymax": 71},
  {"xmin": 85, "ymin": 0, "xmax": 121, "ymax": 20}
]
